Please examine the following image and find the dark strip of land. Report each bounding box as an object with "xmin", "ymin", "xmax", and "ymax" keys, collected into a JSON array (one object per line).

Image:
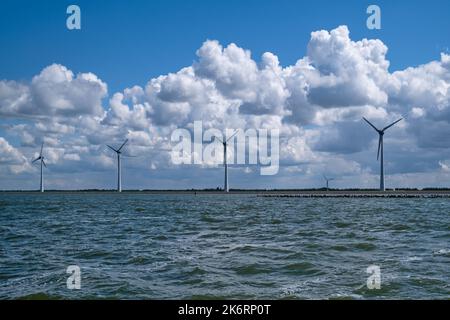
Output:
[
  {"xmin": 259, "ymin": 191, "xmax": 450, "ymax": 198},
  {"xmin": 1, "ymin": 189, "xmax": 450, "ymax": 197}
]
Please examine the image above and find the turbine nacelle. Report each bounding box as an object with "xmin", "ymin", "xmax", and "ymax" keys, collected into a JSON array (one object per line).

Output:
[
  {"xmin": 363, "ymin": 117, "xmax": 402, "ymax": 135},
  {"xmin": 107, "ymin": 139, "xmax": 128, "ymax": 155},
  {"xmin": 214, "ymin": 131, "xmax": 239, "ymax": 147},
  {"xmin": 32, "ymin": 142, "xmax": 47, "ymax": 167},
  {"xmin": 363, "ymin": 117, "xmax": 402, "ymax": 161}
]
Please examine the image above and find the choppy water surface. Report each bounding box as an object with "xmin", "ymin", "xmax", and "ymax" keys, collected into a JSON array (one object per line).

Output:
[{"xmin": 0, "ymin": 193, "xmax": 449, "ymax": 299}]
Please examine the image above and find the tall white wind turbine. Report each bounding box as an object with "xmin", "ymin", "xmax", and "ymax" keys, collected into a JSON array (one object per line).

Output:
[
  {"xmin": 363, "ymin": 117, "xmax": 403, "ymax": 191},
  {"xmin": 323, "ymin": 175, "xmax": 335, "ymax": 191},
  {"xmin": 32, "ymin": 143, "xmax": 47, "ymax": 192},
  {"xmin": 215, "ymin": 130, "xmax": 239, "ymax": 193},
  {"xmin": 107, "ymin": 139, "xmax": 128, "ymax": 192}
]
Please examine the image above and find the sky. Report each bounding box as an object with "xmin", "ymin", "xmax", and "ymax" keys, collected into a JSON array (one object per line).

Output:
[{"xmin": 1, "ymin": 0, "xmax": 450, "ymax": 190}]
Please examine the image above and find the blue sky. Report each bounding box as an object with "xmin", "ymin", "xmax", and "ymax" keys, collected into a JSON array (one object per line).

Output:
[
  {"xmin": 1, "ymin": 0, "xmax": 449, "ymax": 93},
  {"xmin": 1, "ymin": 0, "xmax": 450, "ymax": 190}
]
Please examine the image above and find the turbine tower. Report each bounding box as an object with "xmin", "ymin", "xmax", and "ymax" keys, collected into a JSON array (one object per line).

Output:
[
  {"xmin": 107, "ymin": 139, "xmax": 128, "ymax": 192},
  {"xmin": 32, "ymin": 143, "xmax": 46, "ymax": 192},
  {"xmin": 363, "ymin": 117, "xmax": 402, "ymax": 191},
  {"xmin": 323, "ymin": 175, "xmax": 334, "ymax": 191},
  {"xmin": 215, "ymin": 130, "xmax": 238, "ymax": 193}
]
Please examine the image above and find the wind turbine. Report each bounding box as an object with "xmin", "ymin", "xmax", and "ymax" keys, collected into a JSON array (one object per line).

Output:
[
  {"xmin": 215, "ymin": 130, "xmax": 239, "ymax": 193},
  {"xmin": 107, "ymin": 139, "xmax": 128, "ymax": 192},
  {"xmin": 32, "ymin": 143, "xmax": 46, "ymax": 192},
  {"xmin": 363, "ymin": 117, "xmax": 403, "ymax": 191},
  {"xmin": 323, "ymin": 175, "xmax": 335, "ymax": 191}
]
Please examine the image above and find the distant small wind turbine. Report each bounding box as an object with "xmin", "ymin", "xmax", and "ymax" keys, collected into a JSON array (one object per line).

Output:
[
  {"xmin": 32, "ymin": 142, "xmax": 47, "ymax": 192},
  {"xmin": 215, "ymin": 130, "xmax": 239, "ymax": 193},
  {"xmin": 363, "ymin": 117, "xmax": 403, "ymax": 191},
  {"xmin": 107, "ymin": 139, "xmax": 129, "ymax": 192},
  {"xmin": 323, "ymin": 175, "xmax": 335, "ymax": 191}
]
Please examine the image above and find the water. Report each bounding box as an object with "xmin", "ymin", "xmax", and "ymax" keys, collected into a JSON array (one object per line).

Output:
[{"xmin": 0, "ymin": 193, "xmax": 449, "ymax": 299}]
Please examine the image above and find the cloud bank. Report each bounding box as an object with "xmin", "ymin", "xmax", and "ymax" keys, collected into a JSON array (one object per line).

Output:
[{"xmin": 1, "ymin": 25, "xmax": 450, "ymax": 189}]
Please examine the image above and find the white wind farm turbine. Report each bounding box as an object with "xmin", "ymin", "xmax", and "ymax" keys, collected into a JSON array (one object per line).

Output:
[
  {"xmin": 32, "ymin": 143, "xmax": 47, "ymax": 192},
  {"xmin": 363, "ymin": 117, "xmax": 403, "ymax": 191},
  {"xmin": 107, "ymin": 139, "xmax": 129, "ymax": 192},
  {"xmin": 215, "ymin": 130, "xmax": 239, "ymax": 193},
  {"xmin": 323, "ymin": 175, "xmax": 335, "ymax": 191}
]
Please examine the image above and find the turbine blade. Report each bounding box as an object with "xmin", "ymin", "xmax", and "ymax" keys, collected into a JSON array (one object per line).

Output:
[
  {"xmin": 42, "ymin": 160, "xmax": 47, "ymax": 168},
  {"xmin": 382, "ymin": 118, "xmax": 403, "ymax": 132},
  {"xmin": 323, "ymin": 174, "xmax": 328, "ymax": 181},
  {"xmin": 214, "ymin": 135, "xmax": 224, "ymax": 144},
  {"xmin": 32, "ymin": 157, "xmax": 41, "ymax": 163},
  {"xmin": 377, "ymin": 135, "xmax": 382, "ymax": 160},
  {"xmin": 363, "ymin": 117, "xmax": 380, "ymax": 132},
  {"xmin": 117, "ymin": 139, "xmax": 129, "ymax": 152},
  {"xmin": 107, "ymin": 145, "xmax": 118, "ymax": 153},
  {"xmin": 40, "ymin": 142, "xmax": 44, "ymax": 157},
  {"xmin": 226, "ymin": 130, "xmax": 239, "ymax": 143},
  {"xmin": 152, "ymin": 147, "xmax": 172, "ymax": 152}
]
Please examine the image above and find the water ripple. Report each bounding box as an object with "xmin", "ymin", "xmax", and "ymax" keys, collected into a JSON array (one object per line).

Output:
[{"xmin": 0, "ymin": 193, "xmax": 448, "ymax": 299}]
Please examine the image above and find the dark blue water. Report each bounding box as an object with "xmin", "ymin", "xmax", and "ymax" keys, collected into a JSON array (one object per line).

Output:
[{"xmin": 0, "ymin": 193, "xmax": 449, "ymax": 299}]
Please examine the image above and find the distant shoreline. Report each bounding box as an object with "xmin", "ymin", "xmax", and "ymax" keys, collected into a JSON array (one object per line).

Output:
[{"xmin": 2, "ymin": 189, "xmax": 450, "ymax": 197}]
